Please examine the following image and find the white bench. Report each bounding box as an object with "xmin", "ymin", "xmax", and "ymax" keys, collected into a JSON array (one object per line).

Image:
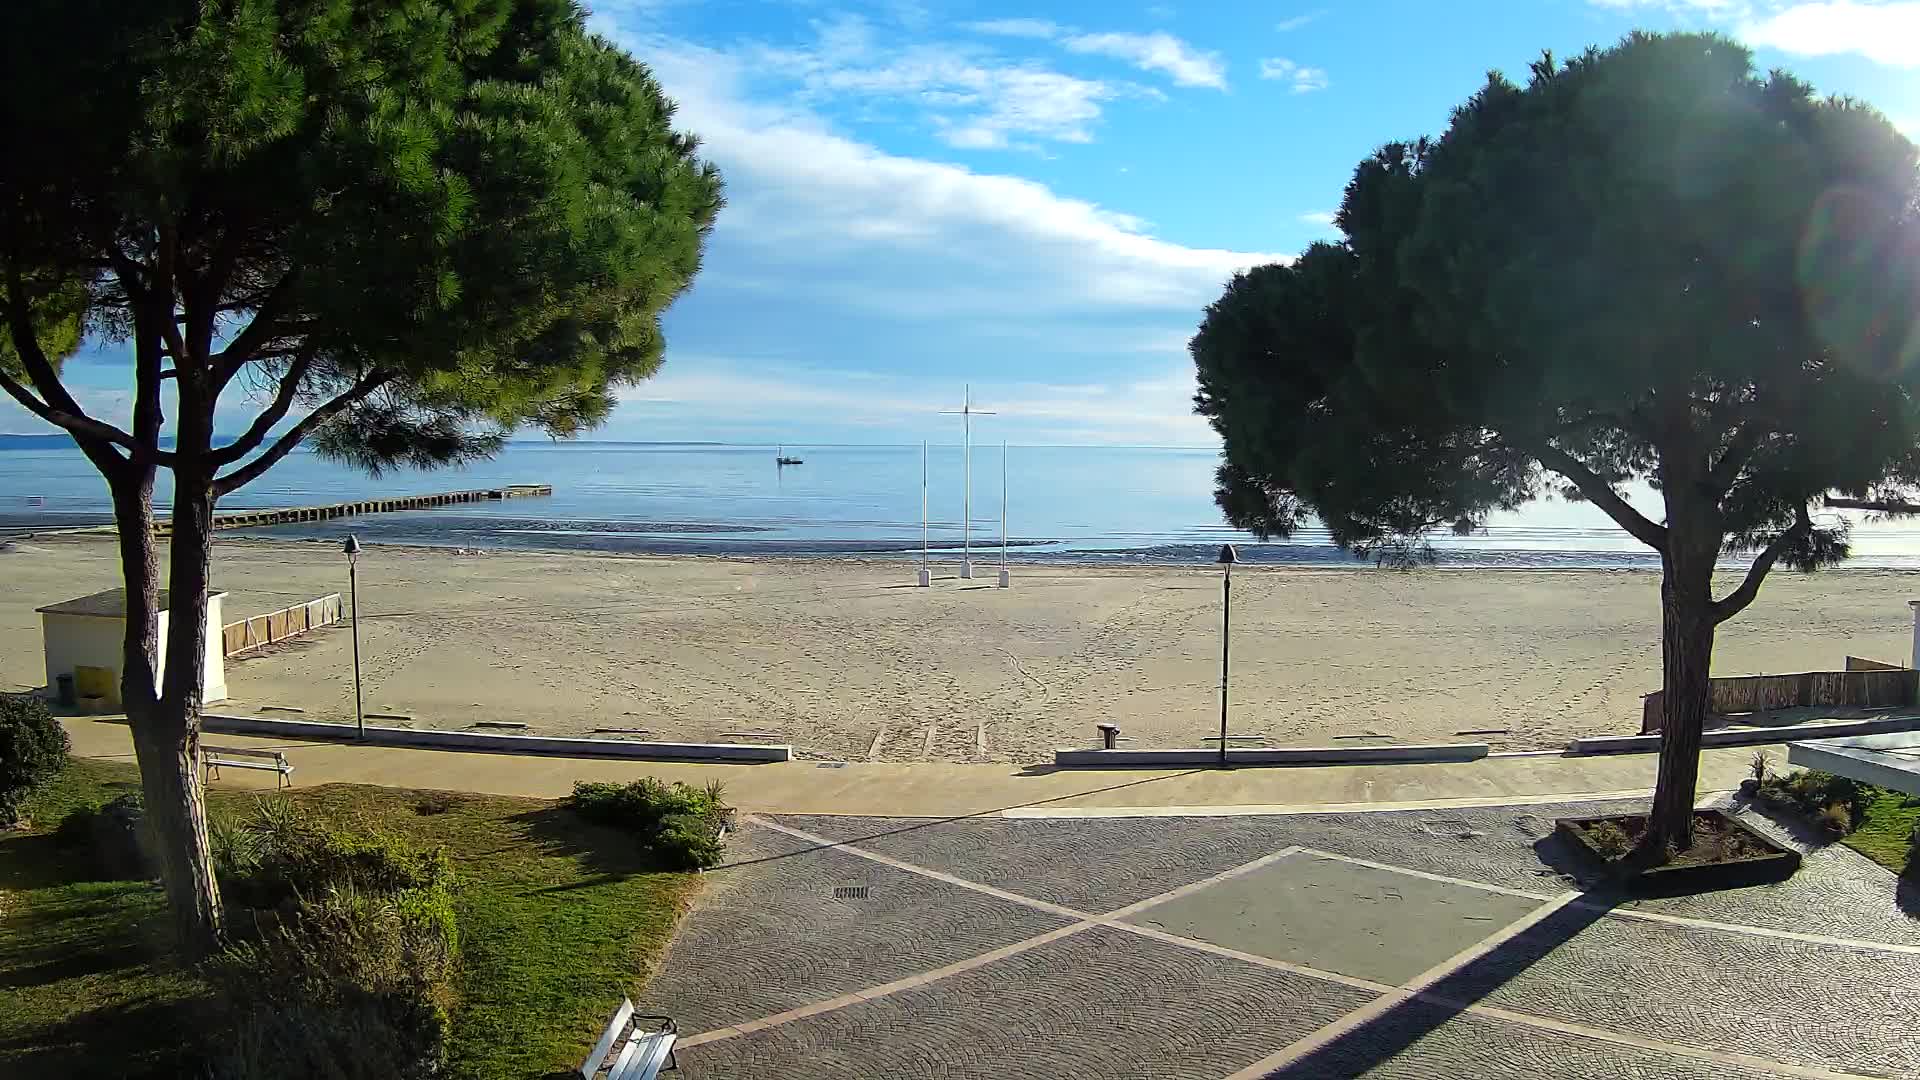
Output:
[
  {"xmin": 580, "ymin": 998, "xmax": 677, "ymax": 1080},
  {"xmin": 202, "ymin": 745, "xmax": 294, "ymax": 790}
]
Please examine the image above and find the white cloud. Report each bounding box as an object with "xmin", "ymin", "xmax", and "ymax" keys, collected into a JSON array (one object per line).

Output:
[
  {"xmin": 964, "ymin": 18, "xmax": 1061, "ymax": 39},
  {"xmin": 619, "ymin": 36, "xmax": 1286, "ymax": 316},
  {"xmin": 1062, "ymin": 31, "xmax": 1228, "ymax": 90},
  {"xmin": 744, "ymin": 15, "xmax": 1121, "ymax": 149},
  {"xmin": 1259, "ymin": 57, "xmax": 1329, "ymax": 93},
  {"xmin": 1298, "ymin": 210, "xmax": 1336, "ymax": 228},
  {"xmin": 1275, "ymin": 11, "xmax": 1325, "ymax": 31},
  {"xmin": 1740, "ymin": 2, "xmax": 1920, "ymax": 66},
  {"xmin": 966, "ymin": 20, "xmax": 1227, "ymax": 90}
]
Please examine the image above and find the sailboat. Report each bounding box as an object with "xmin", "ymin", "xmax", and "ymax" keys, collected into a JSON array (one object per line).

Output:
[{"xmin": 775, "ymin": 444, "xmax": 803, "ymax": 466}]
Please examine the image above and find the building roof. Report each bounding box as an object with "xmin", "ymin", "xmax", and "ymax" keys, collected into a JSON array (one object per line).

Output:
[
  {"xmin": 36, "ymin": 588, "xmax": 229, "ymax": 618},
  {"xmin": 1788, "ymin": 731, "xmax": 1920, "ymax": 797}
]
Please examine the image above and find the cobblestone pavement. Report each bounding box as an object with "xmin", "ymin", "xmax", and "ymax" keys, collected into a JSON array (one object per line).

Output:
[{"xmin": 640, "ymin": 799, "xmax": 1920, "ymax": 1079}]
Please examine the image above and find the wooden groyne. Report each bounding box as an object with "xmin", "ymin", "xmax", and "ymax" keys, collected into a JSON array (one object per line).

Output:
[{"xmin": 153, "ymin": 484, "xmax": 550, "ymax": 536}]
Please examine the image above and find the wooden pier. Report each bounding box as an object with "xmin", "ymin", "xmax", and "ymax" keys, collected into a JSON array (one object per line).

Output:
[{"xmin": 153, "ymin": 484, "xmax": 551, "ymax": 536}]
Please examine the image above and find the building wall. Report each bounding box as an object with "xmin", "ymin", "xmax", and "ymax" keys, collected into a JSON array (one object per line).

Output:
[{"xmin": 41, "ymin": 598, "xmax": 227, "ymax": 705}]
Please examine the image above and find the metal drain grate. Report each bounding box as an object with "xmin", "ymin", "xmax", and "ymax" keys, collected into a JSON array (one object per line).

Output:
[{"xmin": 833, "ymin": 886, "xmax": 870, "ymax": 900}]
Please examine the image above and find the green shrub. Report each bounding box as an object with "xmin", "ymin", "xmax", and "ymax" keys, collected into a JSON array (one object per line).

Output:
[
  {"xmin": 0, "ymin": 694, "xmax": 69, "ymax": 826},
  {"xmin": 567, "ymin": 777, "xmax": 730, "ymax": 870},
  {"xmin": 219, "ymin": 797, "xmax": 454, "ymax": 914},
  {"xmin": 209, "ymin": 802, "xmax": 460, "ymax": 1080},
  {"xmin": 210, "ymin": 885, "xmax": 458, "ymax": 1080},
  {"xmin": 1584, "ymin": 820, "xmax": 1633, "ymax": 859},
  {"xmin": 1756, "ymin": 769, "xmax": 1879, "ymax": 835}
]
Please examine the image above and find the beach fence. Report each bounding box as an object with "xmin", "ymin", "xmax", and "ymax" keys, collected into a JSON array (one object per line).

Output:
[
  {"xmin": 222, "ymin": 594, "xmax": 342, "ymax": 658},
  {"xmin": 1640, "ymin": 667, "xmax": 1919, "ymax": 733}
]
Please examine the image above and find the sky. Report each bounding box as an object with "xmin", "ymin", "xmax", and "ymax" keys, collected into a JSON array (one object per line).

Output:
[{"xmin": 14, "ymin": 0, "xmax": 1920, "ymax": 446}]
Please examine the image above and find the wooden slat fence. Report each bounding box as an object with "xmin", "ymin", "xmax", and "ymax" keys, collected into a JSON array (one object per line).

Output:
[
  {"xmin": 222, "ymin": 593, "xmax": 342, "ymax": 658},
  {"xmin": 1640, "ymin": 667, "xmax": 1919, "ymax": 733}
]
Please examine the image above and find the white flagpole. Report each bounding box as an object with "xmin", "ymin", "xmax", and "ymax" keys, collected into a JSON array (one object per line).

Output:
[
  {"xmin": 963, "ymin": 385, "xmax": 972, "ymax": 577},
  {"xmin": 918, "ymin": 441, "xmax": 931, "ymax": 587},
  {"xmin": 998, "ymin": 441, "xmax": 1010, "ymax": 588}
]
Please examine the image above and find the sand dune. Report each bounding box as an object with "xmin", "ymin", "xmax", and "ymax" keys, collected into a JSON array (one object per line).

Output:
[{"xmin": 3, "ymin": 535, "xmax": 1914, "ymax": 761}]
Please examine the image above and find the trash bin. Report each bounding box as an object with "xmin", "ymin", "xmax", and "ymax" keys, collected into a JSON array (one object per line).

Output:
[{"xmin": 55, "ymin": 673, "xmax": 76, "ymax": 707}]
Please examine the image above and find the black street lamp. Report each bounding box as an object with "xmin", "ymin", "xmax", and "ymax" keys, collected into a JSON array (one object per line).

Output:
[
  {"xmin": 1217, "ymin": 543, "xmax": 1238, "ymax": 767},
  {"xmin": 343, "ymin": 534, "xmax": 365, "ymax": 740}
]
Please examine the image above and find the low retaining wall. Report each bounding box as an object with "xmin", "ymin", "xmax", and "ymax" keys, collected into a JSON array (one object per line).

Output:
[
  {"xmin": 201, "ymin": 713, "xmax": 790, "ymax": 762},
  {"xmin": 1571, "ymin": 713, "xmax": 1920, "ymax": 755},
  {"xmin": 1053, "ymin": 742, "xmax": 1490, "ymax": 768}
]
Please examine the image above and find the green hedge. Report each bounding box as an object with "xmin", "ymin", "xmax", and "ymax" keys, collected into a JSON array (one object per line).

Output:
[
  {"xmin": 567, "ymin": 777, "xmax": 730, "ymax": 870},
  {"xmin": 0, "ymin": 695, "xmax": 69, "ymax": 827}
]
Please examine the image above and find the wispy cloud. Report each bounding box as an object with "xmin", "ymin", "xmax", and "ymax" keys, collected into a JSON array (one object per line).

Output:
[
  {"xmin": 1259, "ymin": 57, "xmax": 1329, "ymax": 93},
  {"xmin": 963, "ymin": 18, "xmax": 1061, "ymax": 39},
  {"xmin": 1274, "ymin": 10, "xmax": 1325, "ymax": 31},
  {"xmin": 1298, "ymin": 210, "xmax": 1337, "ymax": 228},
  {"xmin": 750, "ymin": 14, "xmax": 1119, "ymax": 149},
  {"xmin": 967, "ymin": 19, "xmax": 1228, "ymax": 90},
  {"xmin": 1061, "ymin": 31, "xmax": 1229, "ymax": 90}
]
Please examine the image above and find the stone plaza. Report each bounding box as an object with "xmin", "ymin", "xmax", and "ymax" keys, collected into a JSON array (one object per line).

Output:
[{"xmin": 643, "ymin": 798, "xmax": 1919, "ymax": 1079}]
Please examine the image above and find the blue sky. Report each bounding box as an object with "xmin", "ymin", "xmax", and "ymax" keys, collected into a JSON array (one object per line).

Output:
[{"xmin": 13, "ymin": 0, "xmax": 1920, "ymax": 446}]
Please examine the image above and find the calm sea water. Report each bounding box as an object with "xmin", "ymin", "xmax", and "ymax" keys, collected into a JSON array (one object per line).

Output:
[{"xmin": 5, "ymin": 441, "xmax": 1920, "ymax": 568}]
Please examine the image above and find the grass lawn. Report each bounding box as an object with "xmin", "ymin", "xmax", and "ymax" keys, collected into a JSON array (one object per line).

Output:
[
  {"xmin": 1844, "ymin": 787, "xmax": 1920, "ymax": 876},
  {"xmin": 0, "ymin": 758, "xmax": 700, "ymax": 1079}
]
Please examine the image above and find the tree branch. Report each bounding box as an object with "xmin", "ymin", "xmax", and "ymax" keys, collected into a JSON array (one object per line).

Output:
[
  {"xmin": 213, "ymin": 370, "xmax": 393, "ymax": 495},
  {"xmin": 1528, "ymin": 440, "xmax": 1669, "ymax": 551},
  {"xmin": 1825, "ymin": 496, "xmax": 1920, "ymax": 515},
  {"xmin": 1711, "ymin": 503, "xmax": 1811, "ymax": 624},
  {"xmin": 211, "ymin": 269, "xmax": 298, "ymax": 385},
  {"xmin": 0, "ymin": 369, "xmax": 135, "ymax": 459},
  {"xmin": 2, "ymin": 266, "xmax": 147, "ymax": 464},
  {"xmin": 210, "ymin": 351, "xmax": 314, "ymax": 466},
  {"xmin": 1707, "ymin": 423, "xmax": 1763, "ymax": 491}
]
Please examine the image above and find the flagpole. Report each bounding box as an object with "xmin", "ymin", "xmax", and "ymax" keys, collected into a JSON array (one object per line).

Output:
[
  {"xmin": 918, "ymin": 440, "xmax": 931, "ymax": 587},
  {"xmin": 962, "ymin": 385, "xmax": 973, "ymax": 578},
  {"xmin": 998, "ymin": 440, "xmax": 1010, "ymax": 588}
]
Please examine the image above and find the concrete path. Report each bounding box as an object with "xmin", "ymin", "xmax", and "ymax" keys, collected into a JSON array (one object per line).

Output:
[
  {"xmin": 64, "ymin": 716, "xmax": 1764, "ymax": 817},
  {"xmin": 643, "ymin": 799, "xmax": 1919, "ymax": 1079}
]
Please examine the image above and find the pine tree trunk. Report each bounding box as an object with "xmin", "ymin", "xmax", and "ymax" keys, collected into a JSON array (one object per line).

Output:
[
  {"xmin": 1648, "ymin": 567, "xmax": 1717, "ymax": 851},
  {"xmin": 151, "ymin": 460, "xmax": 224, "ymax": 955}
]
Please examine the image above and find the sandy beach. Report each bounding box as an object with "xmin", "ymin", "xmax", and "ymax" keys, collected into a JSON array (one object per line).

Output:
[{"xmin": 3, "ymin": 534, "xmax": 1915, "ymax": 761}]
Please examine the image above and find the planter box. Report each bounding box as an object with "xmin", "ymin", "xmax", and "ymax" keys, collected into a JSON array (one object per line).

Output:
[{"xmin": 1555, "ymin": 810, "xmax": 1801, "ymax": 895}]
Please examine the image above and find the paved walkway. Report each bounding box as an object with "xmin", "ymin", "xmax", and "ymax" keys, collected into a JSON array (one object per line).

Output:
[
  {"xmin": 65, "ymin": 716, "xmax": 1761, "ymax": 817},
  {"xmin": 644, "ymin": 799, "xmax": 1919, "ymax": 1079}
]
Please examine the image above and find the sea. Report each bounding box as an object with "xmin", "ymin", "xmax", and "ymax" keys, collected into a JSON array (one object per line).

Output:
[{"xmin": 5, "ymin": 440, "xmax": 1920, "ymax": 569}]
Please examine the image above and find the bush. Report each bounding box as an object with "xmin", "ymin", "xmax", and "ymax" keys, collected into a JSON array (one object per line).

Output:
[
  {"xmin": 209, "ymin": 800, "xmax": 459, "ymax": 1080},
  {"xmin": 1756, "ymin": 769, "xmax": 1878, "ymax": 835},
  {"xmin": 0, "ymin": 695, "xmax": 69, "ymax": 827},
  {"xmin": 218, "ymin": 797, "xmax": 454, "ymax": 914},
  {"xmin": 1817, "ymin": 802, "xmax": 1853, "ymax": 838},
  {"xmin": 1584, "ymin": 820, "xmax": 1633, "ymax": 859},
  {"xmin": 567, "ymin": 777, "xmax": 730, "ymax": 870},
  {"xmin": 210, "ymin": 886, "xmax": 458, "ymax": 1080}
]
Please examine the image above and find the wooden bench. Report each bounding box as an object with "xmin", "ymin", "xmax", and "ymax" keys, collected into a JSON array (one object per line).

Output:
[
  {"xmin": 202, "ymin": 745, "xmax": 294, "ymax": 790},
  {"xmin": 580, "ymin": 998, "xmax": 677, "ymax": 1080}
]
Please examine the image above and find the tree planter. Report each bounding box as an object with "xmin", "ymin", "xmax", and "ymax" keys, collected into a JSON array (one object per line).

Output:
[{"xmin": 1556, "ymin": 810, "xmax": 1801, "ymax": 895}]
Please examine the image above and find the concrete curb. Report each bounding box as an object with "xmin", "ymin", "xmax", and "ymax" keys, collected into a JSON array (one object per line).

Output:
[
  {"xmin": 201, "ymin": 713, "xmax": 791, "ymax": 763},
  {"xmin": 1568, "ymin": 713, "xmax": 1920, "ymax": 756},
  {"xmin": 1052, "ymin": 742, "xmax": 1490, "ymax": 768}
]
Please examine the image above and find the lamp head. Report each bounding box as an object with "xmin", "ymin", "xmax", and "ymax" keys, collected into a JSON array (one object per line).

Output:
[
  {"xmin": 343, "ymin": 534, "xmax": 362, "ymax": 558},
  {"xmin": 1216, "ymin": 543, "xmax": 1238, "ymax": 565}
]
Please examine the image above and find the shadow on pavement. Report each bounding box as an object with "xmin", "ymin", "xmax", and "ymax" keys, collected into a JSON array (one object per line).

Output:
[
  {"xmin": 1259, "ymin": 897, "xmax": 1615, "ymax": 1078},
  {"xmin": 711, "ymin": 769, "xmax": 1206, "ymax": 871}
]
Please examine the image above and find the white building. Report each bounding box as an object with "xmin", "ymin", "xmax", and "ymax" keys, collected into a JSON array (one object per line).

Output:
[{"xmin": 37, "ymin": 589, "xmax": 228, "ymax": 706}]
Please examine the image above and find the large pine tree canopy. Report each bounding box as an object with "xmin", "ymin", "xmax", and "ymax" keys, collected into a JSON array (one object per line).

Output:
[
  {"xmin": 1194, "ymin": 32, "xmax": 1920, "ymax": 573},
  {"xmin": 0, "ymin": 0, "xmax": 723, "ymax": 480}
]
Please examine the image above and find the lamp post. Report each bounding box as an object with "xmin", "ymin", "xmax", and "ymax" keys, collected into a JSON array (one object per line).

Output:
[
  {"xmin": 343, "ymin": 534, "xmax": 365, "ymax": 740},
  {"xmin": 1217, "ymin": 543, "xmax": 1238, "ymax": 767}
]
